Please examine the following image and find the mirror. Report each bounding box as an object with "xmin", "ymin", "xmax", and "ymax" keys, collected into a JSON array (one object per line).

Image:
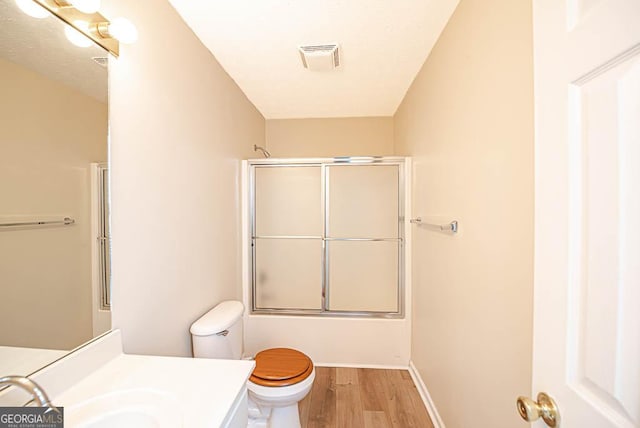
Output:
[{"xmin": 0, "ymin": 0, "xmax": 110, "ymax": 376}]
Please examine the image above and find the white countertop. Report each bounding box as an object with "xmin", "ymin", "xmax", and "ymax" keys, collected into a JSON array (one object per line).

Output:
[
  {"xmin": 56, "ymin": 353, "xmax": 254, "ymax": 427},
  {"xmin": 0, "ymin": 330, "xmax": 255, "ymax": 427}
]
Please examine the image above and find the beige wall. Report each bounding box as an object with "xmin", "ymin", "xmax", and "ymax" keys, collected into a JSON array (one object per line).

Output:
[
  {"xmin": 266, "ymin": 117, "xmax": 394, "ymax": 157},
  {"xmin": 106, "ymin": 0, "xmax": 264, "ymax": 357},
  {"xmin": 0, "ymin": 58, "xmax": 107, "ymax": 350},
  {"xmin": 394, "ymin": 1, "xmax": 534, "ymax": 427}
]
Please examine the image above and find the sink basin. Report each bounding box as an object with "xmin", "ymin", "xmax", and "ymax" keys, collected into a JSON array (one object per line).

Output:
[{"xmin": 64, "ymin": 389, "xmax": 182, "ymax": 428}]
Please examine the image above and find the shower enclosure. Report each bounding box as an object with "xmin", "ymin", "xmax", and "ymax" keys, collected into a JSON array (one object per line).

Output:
[{"xmin": 247, "ymin": 157, "xmax": 406, "ymax": 317}]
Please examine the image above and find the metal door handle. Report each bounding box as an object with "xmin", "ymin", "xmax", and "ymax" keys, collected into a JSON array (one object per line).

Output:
[{"xmin": 516, "ymin": 392, "xmax": 560, "ymax": 427}]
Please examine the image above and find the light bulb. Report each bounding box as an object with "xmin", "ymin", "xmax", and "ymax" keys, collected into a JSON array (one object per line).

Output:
[
  {"xmin": 15, "ymin": 0, "xmax": 50, "ymax": 18},
  {"xmin": 69, "ymin": 0, "xmax": 100, "ymax": 14},
  {"xmin": 64, "ymin": 21, "xmax": 92, "ymax": 48},
  {"xmin": 108, "ymin": 17, "xmax": 138, "ymax": 44}
]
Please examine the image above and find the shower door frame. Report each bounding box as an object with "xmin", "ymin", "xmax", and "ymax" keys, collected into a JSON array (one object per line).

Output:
[{"xmin": 247, "ymin": 156, "xmax": 408, "ymax": 319}]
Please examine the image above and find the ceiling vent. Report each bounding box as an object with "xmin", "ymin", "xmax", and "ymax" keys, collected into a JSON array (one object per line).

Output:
[
  {"xmin": 298, "ymin": 44, "xmax": 340, "ymax": 71},
  {"xmin": 92, "ymin": 57, "xmax": 109, "ymax": 69}
]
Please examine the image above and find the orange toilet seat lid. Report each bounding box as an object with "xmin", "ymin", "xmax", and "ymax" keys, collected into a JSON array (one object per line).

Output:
[{"xmin": 250, "ymin": 348, "xmax": 313, "ymax": 387}]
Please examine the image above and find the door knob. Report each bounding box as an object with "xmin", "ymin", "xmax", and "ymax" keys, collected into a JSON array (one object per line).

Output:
[{"xmin": 516, "ymin": 392, "xmax": 560, "ymax": 427}]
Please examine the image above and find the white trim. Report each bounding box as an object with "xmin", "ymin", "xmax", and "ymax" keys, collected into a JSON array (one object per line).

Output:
[
  {"xmin": 314, "ymin": 363, "xmax": 409, "ymax": 370},
  {"xmin": 90, "ymin": 162, "xmax": 99, "ymax": 333},
  {"xmin": 408, "ymin": 360, "xmax": 445, "ymax": 428},
  {"xmin": 90, "ymin": 163, "xmax": 111, "ymax": 337},
  {"xmin": 241, "ymin": 160, "xmax": 250, "ymax": 315}
]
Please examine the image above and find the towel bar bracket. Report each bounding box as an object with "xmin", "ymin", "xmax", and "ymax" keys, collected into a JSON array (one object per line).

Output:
[{"xmin": 409, "ymin": 217, "xmax": 458, "ymax": 233}]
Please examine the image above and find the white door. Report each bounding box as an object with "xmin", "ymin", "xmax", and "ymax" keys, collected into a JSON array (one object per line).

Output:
[{"xmin": 531, "ymin": 0, "xmax": 640, "ymax": 427}]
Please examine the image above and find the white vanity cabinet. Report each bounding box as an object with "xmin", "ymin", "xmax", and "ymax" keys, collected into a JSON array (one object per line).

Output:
[{"xmin": 222, "ymin": 387, "xmax": 249, "ymax": 428}]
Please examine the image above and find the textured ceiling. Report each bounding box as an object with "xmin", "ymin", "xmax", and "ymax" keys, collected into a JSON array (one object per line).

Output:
[
  {"xmin": 168, "ymin": 0, "xmax": 459, "ymax": 119},
  {"xmin": 0, "ymin": 0, "xmax": 107, "ymax": 103}
]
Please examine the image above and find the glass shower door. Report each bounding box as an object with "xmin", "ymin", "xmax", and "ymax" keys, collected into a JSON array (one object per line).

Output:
[
  {"xmin": 253, "ymin": 166, "xmax": 323, "ymax": 310},
  {"xmin": 326, "ymin": 164, "xmax": 401, "ymax": 312},
  {"xmin": 250, "ymin": 158, "xmax": 405, "ymax": 317}
]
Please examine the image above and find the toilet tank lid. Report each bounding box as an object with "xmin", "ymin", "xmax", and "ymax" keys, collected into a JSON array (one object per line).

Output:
[{"xmin": 190, "ymin": 300, "xmax": 244, "ymax": 336}]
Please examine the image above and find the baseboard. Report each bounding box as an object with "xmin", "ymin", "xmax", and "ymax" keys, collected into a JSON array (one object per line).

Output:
[
  {"xmin": 408, "ymin": 360, "xmax": 445, "ymax": 428},
  {"xmin": 314, "ymin": 362, "xmax": 409, "ymax": 370}
]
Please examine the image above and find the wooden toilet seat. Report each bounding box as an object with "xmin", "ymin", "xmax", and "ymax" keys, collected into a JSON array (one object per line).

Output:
[{"xmin": 249, "ymin": 348, "xmax": 314, "ymax": 387}]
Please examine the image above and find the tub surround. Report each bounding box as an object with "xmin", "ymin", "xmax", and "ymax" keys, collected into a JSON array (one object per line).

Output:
[
  {"xmin": 0, "ymin": 330, "xmax": 255, "ymax": 427},
  {"xmin": 244, "ymin": 315, "xmax": 411, "ymax": 368}
]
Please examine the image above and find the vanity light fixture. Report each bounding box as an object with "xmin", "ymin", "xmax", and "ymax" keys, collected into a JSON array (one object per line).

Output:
[
  {"xmin": 64, "ymin": 17, "xmax": 138, "ymax": 48},
  {"xmin": 64, "ymin": 20, "xmax": 93, "ymax": 47},
  {"xmin": 94, "ymin": 17, "xmax": 138, "ymax": 44},
  {"xmin": 24, "ymin": 0, "xmax": 138, "ymax": 57}
]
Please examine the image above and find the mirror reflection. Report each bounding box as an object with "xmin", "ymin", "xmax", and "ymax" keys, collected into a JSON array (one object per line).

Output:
[{"xmin": 0, "ymin": 0, "xmax": 110, "ymax": 376}]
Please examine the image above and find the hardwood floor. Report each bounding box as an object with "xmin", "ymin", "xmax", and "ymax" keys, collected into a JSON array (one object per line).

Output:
[{"xmin": 298, "ymin": 367, "xmax": 434, "ymax": 428}]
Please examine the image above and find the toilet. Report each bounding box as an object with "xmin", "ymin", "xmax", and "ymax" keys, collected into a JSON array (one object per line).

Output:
[{"xmin": 190, "ymin": 300, "xmax": 315, "ymax": 428}]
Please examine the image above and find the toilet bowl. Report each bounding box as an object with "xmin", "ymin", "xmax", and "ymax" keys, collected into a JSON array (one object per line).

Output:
[
  {"xmin": 247, "ymin": 347, "xmax": 315, "ymax": 427},
  {"xmin": 190, "ymin": 301, "xmax": 314, "ymax": 428}
]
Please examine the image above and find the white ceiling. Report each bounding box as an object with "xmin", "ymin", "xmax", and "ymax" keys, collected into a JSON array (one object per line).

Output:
[
  {"xmin": 168, "ymin": 0, "xmax": 459, "ymax": 119},
  {"xmin": 0, "ymin": 0, "xmax": 107, "ymax": 103}
]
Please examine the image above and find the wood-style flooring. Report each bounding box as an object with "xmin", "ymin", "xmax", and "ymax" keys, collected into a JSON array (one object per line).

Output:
[{"xmin": 298, "ymin": 367, "xmax": 434, "ymax": 428}]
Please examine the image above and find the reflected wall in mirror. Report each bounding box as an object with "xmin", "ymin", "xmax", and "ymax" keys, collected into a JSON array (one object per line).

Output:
[{"xmin": 0, "ymin": 0, "xmax": 110, "ymax": 376}]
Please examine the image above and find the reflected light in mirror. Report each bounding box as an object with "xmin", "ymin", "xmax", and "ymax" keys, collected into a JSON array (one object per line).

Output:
[
  {"xmin": 15, "ymin": 0, "xmax": 49, "ymax": 18},
  {"xmin": 65, "ymin": 20, "xmax": 92, "ymax": 47}
]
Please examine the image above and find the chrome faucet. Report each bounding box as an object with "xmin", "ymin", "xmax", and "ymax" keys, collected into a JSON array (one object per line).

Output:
[{"xmin": 0, "ymin": 376, "xmax": 57, "ymax": 410}]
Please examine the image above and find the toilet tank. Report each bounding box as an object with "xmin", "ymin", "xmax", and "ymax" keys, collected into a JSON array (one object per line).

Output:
[{"xmin": 190, "ymin": 300, "xmax": 244, "ymax": 359}]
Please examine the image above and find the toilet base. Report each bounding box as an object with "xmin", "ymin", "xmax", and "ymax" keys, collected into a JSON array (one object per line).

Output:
[
  {"xmin": 247, "ymin": 396, "xmax": 301, "ymax": 428},
  {"xmin": 269, "ymin": 404, "xmax": 302, "ymax": 428}
]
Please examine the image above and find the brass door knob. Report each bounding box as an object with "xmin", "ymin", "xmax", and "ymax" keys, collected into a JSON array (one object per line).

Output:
[{"xmin": 516, "ymin": 392, "xmax": 560, "ymax": 427}]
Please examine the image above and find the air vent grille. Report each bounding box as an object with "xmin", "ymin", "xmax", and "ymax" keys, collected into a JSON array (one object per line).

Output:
[
  {"xmin": 92, "ymin": 57, "xmax": 108, "ymax": 69},
  {"xmin": 298, "ymin": 44, "xmax": 340, "ymax": 70}
]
